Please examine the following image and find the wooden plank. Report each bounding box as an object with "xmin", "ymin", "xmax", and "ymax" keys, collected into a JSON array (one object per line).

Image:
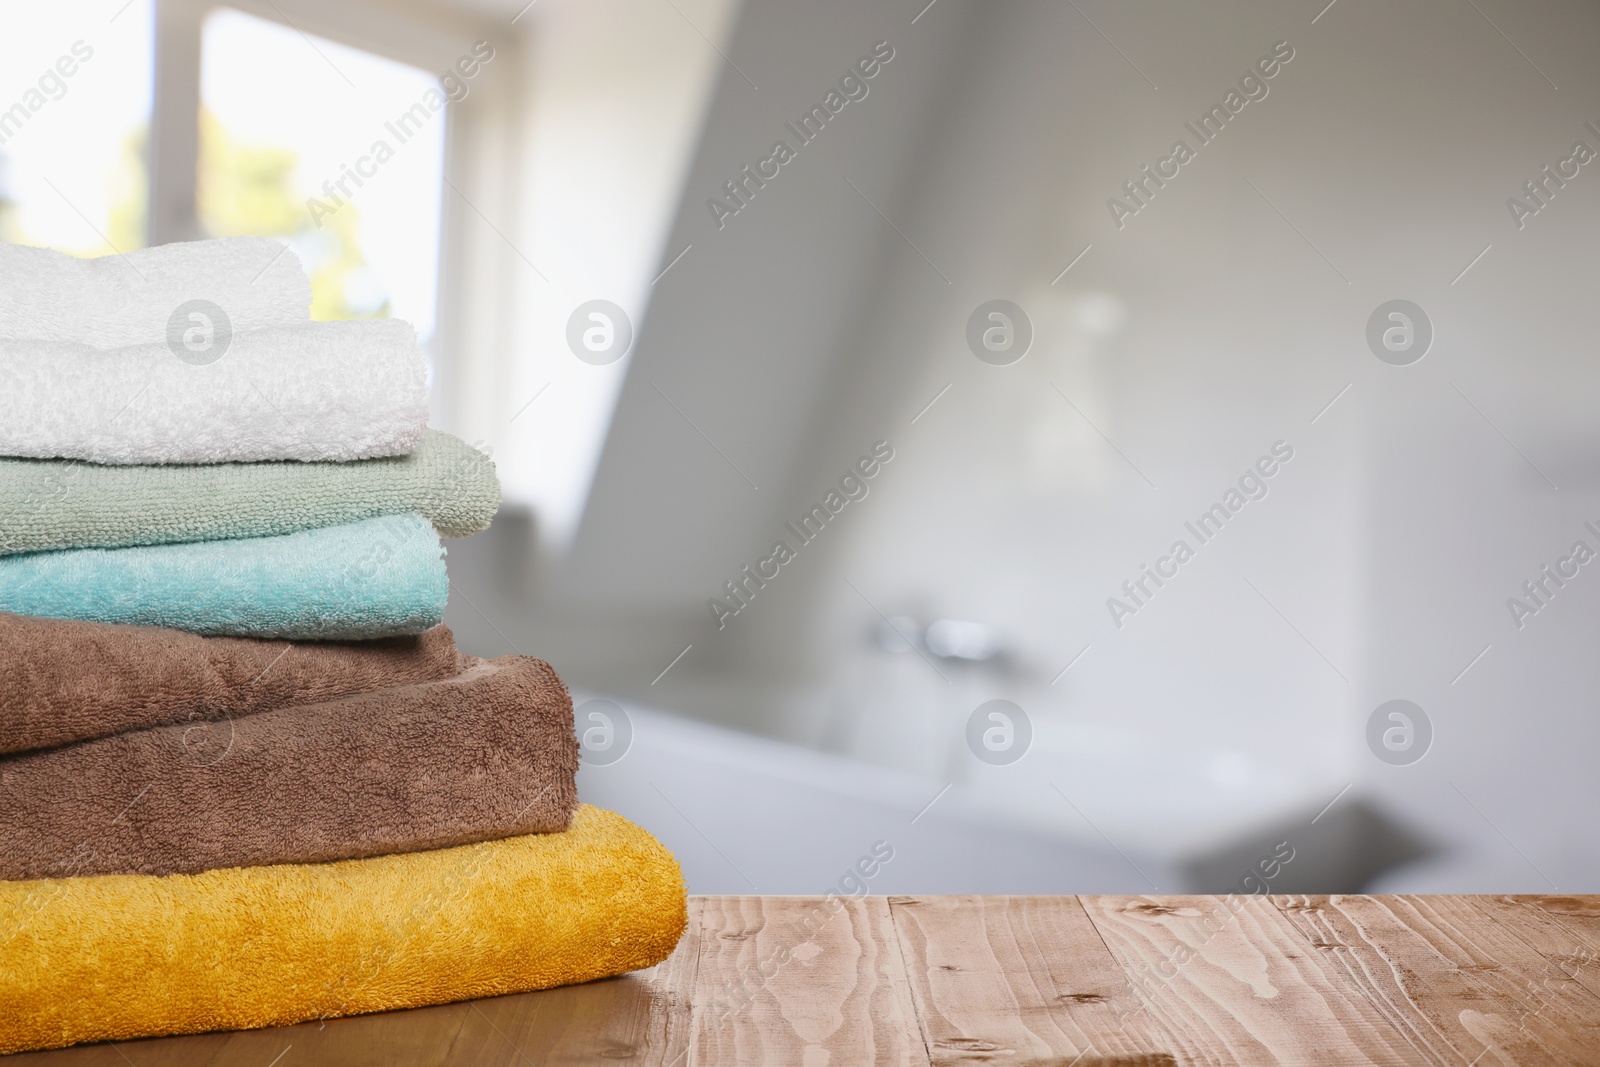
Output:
[
  {"xmin": 2, "ymin": 1015, "xmax": 449, "ymax": 1067},
  {"xmin": 2, "ymin": 1034, "xmax": 235, "ymax": 1067},
  {"xmin": 1080, "ymin": 894, "xmax": 1435, "ymax": 1065},
  {"xmin": 1492, "ymin": 894, "xmax": 1600, "ymax": 959},
  {"xmin": 442, "ymin": 896, "xmax": 703, "ymax": 1066},
  {"xmin": 888, "ymin": 893, "xmax": 1180, "ymax": 1065},
  {"xmin": 17, "ymin": 896, "xmax": 1600, "ymax": 1065},
  {"xmin": 693, "ymin": 895, "xmax": 929, "ymax": 1066},
  {"xmin": 1271, "ymin": 894, "xmax": 1600, "ymax": 1066},
  {"xmin": 1450, "ymin": 896, "xmax": 1600, "ymax": 1032},
  {"xmin": 2, "ymin": 1001, "xmax": 466, "ymax": 1067},
  {"xmin": 201, "ymin": 1001, "xmax": 470, "ymax": 1067}
]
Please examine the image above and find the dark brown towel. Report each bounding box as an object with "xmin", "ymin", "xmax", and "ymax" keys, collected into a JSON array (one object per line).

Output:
[
  {"xmin": 0, "ymin": 613, "xmax": 467, "ymax": 755},
  {"xmin": 0, "ymin": 656, "xmax": 579, "ymax": 879}
]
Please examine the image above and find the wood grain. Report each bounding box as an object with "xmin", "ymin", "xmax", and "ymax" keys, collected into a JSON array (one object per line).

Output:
[
  {"xmin": 1452, "ymin": 897, "xmax": 1600, "ymax": 1043},
  {"xmin": 1490, "ymin": 894, "xmax": 1600, "ymax": 961},
  {"xmin": 6, "ymin": 993, "xmax": 475, "ymax": 1067},
  {"xmin": 1270, "ymin": 894, "xmax": 1600, "ymax": 1066},
  {"xmin": 693, "ymin": 895, "xmax": 929, "ymax": 1066},
  {"xmin": 1079, "ymin": 894, "xmax": 1435, "ymax": 1065},
  {"xmin": 208, "ymin": 1001, "xmax": 471, "ymax": 1067},
  {"xmin": 14, "ymin": 896, "xmax": 1600, "ymax": 1066},
  {"xmin": 889, "ymin": 893, "xmax": 1178, "ymax": 1065},
  {"xmin": 5, "ymin": 1033, "xmax": 240, "ymax": 1067}
]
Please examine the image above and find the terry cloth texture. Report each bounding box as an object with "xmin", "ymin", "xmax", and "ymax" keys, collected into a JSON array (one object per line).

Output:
[
  {"xmin": 0, "ymin": 656, "xmax": 579, "ymax": 879},
  {"xmin": 0, "ymin": 429, "xmax": 500, "ymax": 556},
  {"xmin": 0, "ymin": 806, "xmax": 686, "ymax": 1054},
  {"xmin": 0, "ymin": 318, "xmax": 427, "ymax": 464},
  {"xmin": 0, "ymin": 237, "xmax": 309, "ymax": 348},
  {"xmin": 0, "ymin": 615, "xmax": 468, "ymax": 755},
  {"xmin": 0, "ymin": 513, "xmax": 448, "ymax": 640}
]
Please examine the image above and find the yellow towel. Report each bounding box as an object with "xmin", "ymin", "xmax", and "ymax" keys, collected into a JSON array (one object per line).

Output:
[{"xmin": 0, "ymin": 805, "xmax": 686, "ymax": 1054}]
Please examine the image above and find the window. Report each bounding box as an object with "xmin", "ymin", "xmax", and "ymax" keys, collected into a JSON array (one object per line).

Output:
[
  {"xmin": 1, "ymin": 0, "xmax": 730, "ymax": 556},
  {"xmin": 0, "ymin": 2, "xmax": 154, "ymax": 254},
  {"xmin": 200, "ymin": 8, "xmax": 445, "ymax": 337}
]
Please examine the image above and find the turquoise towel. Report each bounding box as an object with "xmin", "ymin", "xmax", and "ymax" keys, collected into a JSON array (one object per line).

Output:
[{"xmin": 0, "ymin": 515, "xmax": 447, "ymax": 640}]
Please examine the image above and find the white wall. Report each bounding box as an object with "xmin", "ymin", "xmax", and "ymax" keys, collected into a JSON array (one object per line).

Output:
[{"xmin": 481, "ymin": 0, "xmax": 741, "ymax": 549}]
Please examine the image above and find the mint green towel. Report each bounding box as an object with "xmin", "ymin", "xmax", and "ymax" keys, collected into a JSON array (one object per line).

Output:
[
  {"xmin": 0, "ymin": 515, "xmax": 447, "ymax": 640},
  {"xmin": 0, "ymin": 430, "xmax": 498, "ymax": 556}
]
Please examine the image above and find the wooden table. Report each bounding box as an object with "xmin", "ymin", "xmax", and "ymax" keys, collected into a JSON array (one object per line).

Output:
[{"xmin": 16, "ymin": 895, "xmax": 1600, "ymax": 1065}]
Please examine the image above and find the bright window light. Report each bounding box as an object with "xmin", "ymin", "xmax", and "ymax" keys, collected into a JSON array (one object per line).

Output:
[
  {"xmin": 0, "ymin": 1, "xmax": 153, "ymax": 254},
  {"xmin": 200, "ymin": 8, "xmax": 444, "ymax": 339}
]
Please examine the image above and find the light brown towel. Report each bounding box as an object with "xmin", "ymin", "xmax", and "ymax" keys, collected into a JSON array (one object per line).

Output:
[
  {"xmin": 0, "ymin": 613, "xmax": 467, "ymax": 755},
  {"xmin": 0, "ymin": 656, "xmax": 579, "ymax": 879}
]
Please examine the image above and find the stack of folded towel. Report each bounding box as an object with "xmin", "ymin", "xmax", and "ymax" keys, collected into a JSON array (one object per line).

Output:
[{"xmin": 0, "ymin": 238, "xmax": 685, "ymax": 1055}]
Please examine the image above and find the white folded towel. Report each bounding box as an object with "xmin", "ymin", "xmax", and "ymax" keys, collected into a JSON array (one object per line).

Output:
[
  {"xmin": 0, "ymin": 319, "xmax": 428, "ymax": 464},
  {"xmin": 0, "ymin": 237, "xmax": 309, "ymax": 348}
]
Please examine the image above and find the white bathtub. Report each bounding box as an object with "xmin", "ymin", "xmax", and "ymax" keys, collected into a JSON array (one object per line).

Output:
[{"xmin": 573, "ymin": 699, "xmax": 1424, "ymax": 895}]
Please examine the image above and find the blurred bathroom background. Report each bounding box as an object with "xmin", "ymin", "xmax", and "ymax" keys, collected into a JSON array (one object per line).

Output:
[{"xmin": 6, "ymin": 0, "xmax": 1598, "ymax": 895}]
